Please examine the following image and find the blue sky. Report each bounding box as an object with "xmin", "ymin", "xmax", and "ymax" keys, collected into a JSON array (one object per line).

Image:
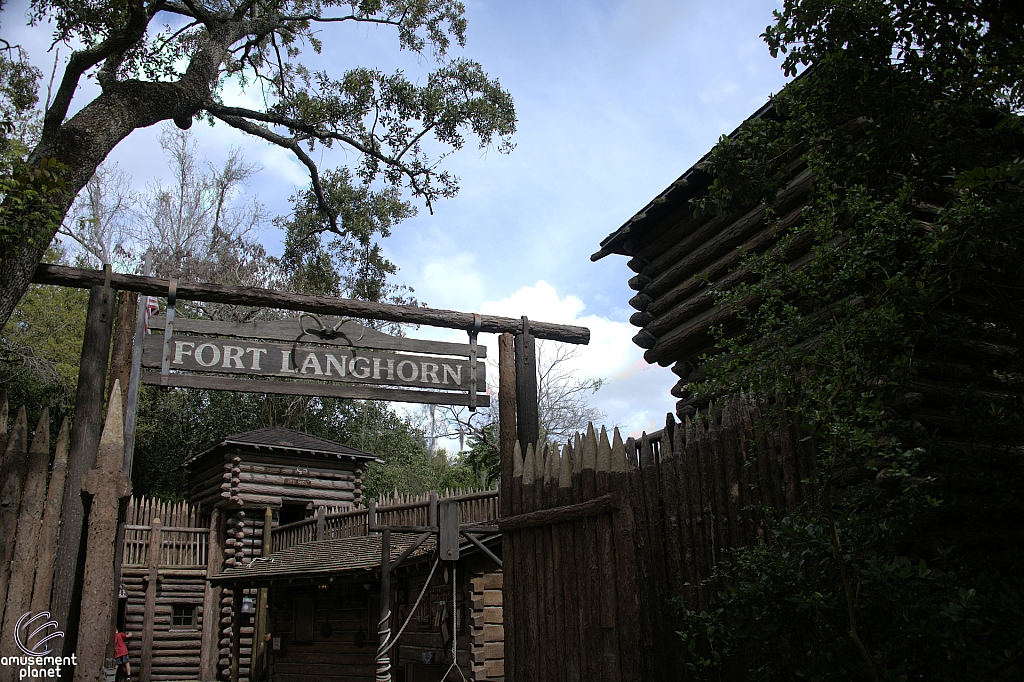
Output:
[{"xmin": 4, "ymin": 0, "xmax": 791, "ymax": 437}]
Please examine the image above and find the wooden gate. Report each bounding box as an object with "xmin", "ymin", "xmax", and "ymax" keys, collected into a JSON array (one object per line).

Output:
[{"xmin": 501, "ymin": 394, "xmax": 818, "ymax": 682}]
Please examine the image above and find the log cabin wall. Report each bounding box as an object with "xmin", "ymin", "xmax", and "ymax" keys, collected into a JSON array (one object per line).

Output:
[
  {"xmin": 594, "ymin": 99, "xmax": 1023, "ymax": 447},
  {"xmin": 263, "ymin": 560, "xmax": 503, "ymax": 682},
  {"xmin": 122, "ymin": 497, "xmax": 211, "ymax": 682},
  {"xmin": 183, "ymin": 427, "xmax": 379, "ymax": 681}
]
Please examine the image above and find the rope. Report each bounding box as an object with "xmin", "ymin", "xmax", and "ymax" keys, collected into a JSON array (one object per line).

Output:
[
  {"xmin": 375, "ymin": 608, "xmax": 392, "ymax": 682},
  {"xmin": 380, "ymin": 556, "xmax": 440, "ymax": 656},
  {"xmin": 442, "ymin": 561, "xmax": 468, "ymax": 681},
  {"xmin": 376, "ymin": 554, "xmax": 442, "ymax": 681}
]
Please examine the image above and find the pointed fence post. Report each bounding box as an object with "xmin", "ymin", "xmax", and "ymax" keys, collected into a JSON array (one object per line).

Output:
[
  {"xmin": 139, "ymin": 516, "xmax": 161, "ymax": 682},
  {"xmin": 30, "ymin": 418, "xmax": 70, "ymax": 617},
  {"xmin": 74, "ymin": 381, "xmax": 133, "ymax": 682},
  {"xmin": 200, "ymin": 509, "xmax": 224, "ymax": 681},
  {"xmin": 1, "ymin": 409, "xmax": 52, "ymax": 664},
  {"xmin": 0, "ymin": 407, "xmax": 29, "ymax": 626}
]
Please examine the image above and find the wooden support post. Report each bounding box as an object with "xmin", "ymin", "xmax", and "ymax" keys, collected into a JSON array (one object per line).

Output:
[
  {"xmin": 74, "ymin": 382, "xmax": 133, "ymax": 682},
  {"xmin": 200, "ymin": 509, "xmax": 224, "ymax": 681},
  {"xmin": 316, "ymin": 505, "xmax": 326, "ymax": 541},
  {"xmin": 514, "ymin": 318, "xmax": 539, "ymax": 452},
  {"xmin": 108, "ymin": 290, "xmax": 137, "ymax": 661},
  {"xmin": 231, "ymin": 587, "xmax": 242, "ymax": 682},
  {"xmin": 378, "ymin": 529, "xmax": 391, "ymax": 682},
  {"xmin": 52, "ymin": 285, "xmax": 116, "ymax": 665},
  {"xmin": 140, "ymin": 515, "xmax": 161, "ymax": 682},
  {"xmin": 252, "ymin": 507, "xmax": 273, "ymax": 682},
  {"xmin": 498, "ymin": 333, "xmax": 517, "ymax": 518}
]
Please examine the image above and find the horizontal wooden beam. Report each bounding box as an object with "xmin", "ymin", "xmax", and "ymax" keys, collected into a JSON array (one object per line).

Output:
[
  {"xmin": 140, "ymin": 371, "xmax": 491, "ymax": 407},
  {"xmin": 497, "ymin": 493, "xmax": 620, "ymax": 532},
  {"xmin": 32, "ymin": 264, "xmax": 591, "ymax": 345}
]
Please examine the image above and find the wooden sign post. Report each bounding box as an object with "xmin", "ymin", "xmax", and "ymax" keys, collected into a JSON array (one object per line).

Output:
[
  {"xmin": 139, "ymin": 317, "xmax": 491, "ymax": 407},
  {"xmin": 51, "ymin": 283, "xmax": 116, "ymax": 674},
  {"xmin": 24, "ymin": 263, "xmax": 584, "ymax": 682}
]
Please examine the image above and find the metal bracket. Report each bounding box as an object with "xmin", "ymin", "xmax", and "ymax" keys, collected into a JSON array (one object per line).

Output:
[
  {"xmin": 468, "ymin": 313, "xmax": 481, "ymax": 412},
  {"xmin": 160, "ymin": 278, "xmax": 178, "ymax": 387},
  {"xmin": 100, "ymin": 264, "xmax": 112, "ymax": 322},
  {"xmin": 521, "ymin": 315, "xmax": 531, "ymax": 362}
]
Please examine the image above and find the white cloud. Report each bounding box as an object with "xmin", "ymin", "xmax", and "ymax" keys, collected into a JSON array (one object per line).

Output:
[{"xmin": 478, "ymin": 281, "xmax": 677, "ymax": 438}]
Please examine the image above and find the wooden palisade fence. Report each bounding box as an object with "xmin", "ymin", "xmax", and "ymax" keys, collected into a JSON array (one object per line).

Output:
[
  {"xmin": 0, "ymin": 393, "xmax": 71, "ymax": 682},
  {"xmin": 501, "ymin": 392, "xmax": 817, "ymax": 682}
]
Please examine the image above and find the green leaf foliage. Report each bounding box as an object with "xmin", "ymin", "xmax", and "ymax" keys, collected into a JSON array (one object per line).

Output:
[{"xmin": 674, "ymin": 1, "xmax": 1024, "ymax": 679}]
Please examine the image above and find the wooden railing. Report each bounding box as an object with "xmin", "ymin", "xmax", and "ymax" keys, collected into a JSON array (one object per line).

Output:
[
  {"xmin": 122, "ymin": 497, "xmax": 210, "ymax": 568},
  {"xmin": 272, "ymin": 488, "xmax": 500, "ymax": 554}
]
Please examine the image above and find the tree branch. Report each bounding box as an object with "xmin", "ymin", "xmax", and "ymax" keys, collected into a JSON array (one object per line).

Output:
[
  {"xmin": 42, "ymin": 0, "xmax": 153, "ymax": 138},
  {"xmin": 208, "ymin": 110, "xmax": 338, "ymax": 231}
]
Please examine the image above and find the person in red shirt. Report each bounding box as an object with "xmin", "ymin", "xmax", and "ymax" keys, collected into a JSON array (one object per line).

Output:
[{"xmin": 114, "ymin": 629, "xmax": 132, "ymax": 682}]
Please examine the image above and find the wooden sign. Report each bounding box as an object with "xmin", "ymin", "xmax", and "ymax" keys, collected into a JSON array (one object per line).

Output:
[{"xmin": 141, "ymin": 317, "xmax": 489, "ymax": 407}]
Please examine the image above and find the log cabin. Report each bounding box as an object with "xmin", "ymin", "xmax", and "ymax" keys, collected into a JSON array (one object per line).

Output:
[
  {"xmin": 212, "ymin": 529, "xmax": 504, "ymax": 682},
  {"xmin": 590, "ymin": 97, "xmax": 1023, "ymax": 444},
  {"xmin": 120, "ymin": 426, "xmax": 380, "ymax": 682},
  {"xmin": 118, "ymin": 427, "xmax": 503, "ymax": 682}
]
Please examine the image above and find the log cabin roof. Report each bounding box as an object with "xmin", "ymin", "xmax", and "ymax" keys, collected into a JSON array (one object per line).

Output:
[
  {"xmin": 591, "ymin": 99, "xmax": 777, "ymax": 263},
  {"xmin": 212, "ymin": 532, "xmax": 500, "ymax": 586},
  {"xmin": 181, "ymin": 426, "xmax": 381, "ymax": 468}
]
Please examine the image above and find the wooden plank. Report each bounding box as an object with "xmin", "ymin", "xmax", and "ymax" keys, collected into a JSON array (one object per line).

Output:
[
  {"xmin": 556, "ymin": 447, "xmax": 581, "ymax": 682},
  {"xmin": 595, "ymin": 430, "xmax": 621, "ymax": 682},
  {"xmin": 148, "ymin": 316, "xmax": 486, "ymax": 358},
  {"xmin": 550, "ymin": 446, "xmax": 571, "ymax": 682},
  {"xmin": 141, "ymin": 371, "xmax": 490, "ymax": 407},
  {"xmin": 508, "ymin": 444, "xmax": 524, "ymax": 682},
  {"xmin": 579, "ymin": 428, "xmax": 600, "ymax": 682},
  {"xmin": 141, "ymin": 334, "xmax": 486, "ymax": 391},
  {"xmin": 498, "ymin": 334, "xmax": 517, "ymax": 519},
  {"xmin": 520, "ymin": 445, "xmax": 539, "ymax": 682},
  {"xmin": 496, "ymin": 492, "xmax": 620, "ymax": 532},
  {"xmin": 609, "ymin": 430, "xmax": 642, "ymax": 682},
  {"xmin": 656, "ymin": 421, "xmax": 687, "ymax": 624},
  {"xmin": 32, "ymin": 264, "xmax": 591, "ymax": 345},
  {"xmin": 569, "ymin": 433, "xmax": 591, "ymax": 682},
  {"xmin": 514, "ymin": 325, "xmax": 539, "ymax": 452},
  {"xmin": 75, "ymin": 383, "xmax": 134, "ymax": 682}
]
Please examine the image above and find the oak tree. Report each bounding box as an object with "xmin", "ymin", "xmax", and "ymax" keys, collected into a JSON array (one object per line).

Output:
[{"xmin": 0, "ymin": 0, "xmax": 515, "ymax": 327}]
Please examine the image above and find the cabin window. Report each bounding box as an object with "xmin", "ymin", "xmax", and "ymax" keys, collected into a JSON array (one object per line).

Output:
[
  {"xmin": 171, "ymin": 604, "xmax": 196, "ymax": 629},
  {"xmin": 279, "ymin": 502, "xmax": 310, "ymax": 526}
]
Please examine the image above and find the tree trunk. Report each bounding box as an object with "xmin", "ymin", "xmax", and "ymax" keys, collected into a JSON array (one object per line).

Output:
[{"xmin": 0, "ymin": 24, "xmax": 235, "ymax": 328}]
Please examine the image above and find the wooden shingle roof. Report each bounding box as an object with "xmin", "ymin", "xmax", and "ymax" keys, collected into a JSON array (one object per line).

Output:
[
  {"xmin": 213, "ymin": 533, "xmax": 437, "ymax": 586},
  {"xmin": 181, "ymin": 426, "xmax": 380, "ymax": 468}
]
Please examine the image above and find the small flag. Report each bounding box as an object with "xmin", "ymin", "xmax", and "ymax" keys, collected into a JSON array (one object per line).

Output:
[{"xmin": 144, "ymin": 296, "xmax": 160, "ymax": 333}]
